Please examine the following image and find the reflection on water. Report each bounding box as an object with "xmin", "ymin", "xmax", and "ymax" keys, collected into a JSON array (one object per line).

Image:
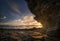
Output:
[
  {"xmin": 0, "ymin": 26, "xmax": 48, "ymax": 41},
  {"xmin": 0, "ymin": 26, "xmax": 57, "ymax": 41}
]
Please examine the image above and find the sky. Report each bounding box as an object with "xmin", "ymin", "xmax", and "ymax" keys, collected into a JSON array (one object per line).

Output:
[
  {"xmin": 0, "ymin": 0, "xmax": 33, "ymax": 22},
  {"xmin": 0, "ymin": 0, "xmax": 43, "ymax": 29}
]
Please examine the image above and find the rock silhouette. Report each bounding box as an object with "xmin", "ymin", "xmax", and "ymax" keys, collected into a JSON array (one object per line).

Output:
[{"xmin": 26, "ymin": 0, "xmax": 60, "ymax": 41}]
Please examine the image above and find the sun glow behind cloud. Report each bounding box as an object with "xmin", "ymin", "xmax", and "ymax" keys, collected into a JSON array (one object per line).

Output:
[
  {"xmin": 9, "ymin": 15, "xmax": 43, "ymax": 28},
  {"xmin": 0, "ymin": 15, "xmax": 43, "ymax": 29}
]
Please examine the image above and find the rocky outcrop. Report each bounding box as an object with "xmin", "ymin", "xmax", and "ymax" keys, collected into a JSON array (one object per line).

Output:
[
  {"xmin": 26, "ymin": 0, "xmax": 60, "ymax": 29},
  {"xmin": 26, "ymin": 0, "xmax": 60, "ymax": 41}
]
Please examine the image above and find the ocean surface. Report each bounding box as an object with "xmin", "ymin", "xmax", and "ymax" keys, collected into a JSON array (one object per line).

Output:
[{"xmin": 0, "ymin": 26, "xmax": 58, "ymax": 41}]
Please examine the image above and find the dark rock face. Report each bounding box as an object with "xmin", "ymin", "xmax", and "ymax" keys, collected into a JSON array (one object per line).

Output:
[
  {"xmin": 26, "ymin": 0, "xmax": 60, "ymax": 41},
  {"xmin": 26, "ymin": 0, "xmax": 60, "ymax": 28}
]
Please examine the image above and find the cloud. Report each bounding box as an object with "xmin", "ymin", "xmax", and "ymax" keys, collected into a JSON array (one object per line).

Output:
[
  {"xmin": 0, "ymin": 15, "xmax": 43, "ymax": 29},
  {"xmin": 23, "ymin": 15, "xmax": 34, "ymax": 22},
  {"xmin": 10, "ymin": 3, "xmax": 21, "ymax": 13},
  {"xmin": 8, "ymin": 15, "xmax": 42, "ymax": 26},
  {"xmin": 0, "ymin": 16, "xmax": 7, "ymax": 19},
  {"xmin": 7, "ymin": 0, "xmax": 21, "ymax": 14},
  {"xmin": 0, "ymin": 15, "xmax": 42, "ymax": 26}
]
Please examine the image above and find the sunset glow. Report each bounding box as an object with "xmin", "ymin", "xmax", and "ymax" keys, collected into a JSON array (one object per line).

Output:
[{"xmin": 0, "ymin": 15, "xmax": 43, "ymax": 28}]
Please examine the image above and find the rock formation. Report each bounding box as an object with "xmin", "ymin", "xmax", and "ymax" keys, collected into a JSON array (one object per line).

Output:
[
  {"xmin": 26, "ymin": 0, "xmax": 60, "ymax": 30},
  {"xmin": 26, "ymin": 0, "xmax": 60, "ymax": 41}
]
